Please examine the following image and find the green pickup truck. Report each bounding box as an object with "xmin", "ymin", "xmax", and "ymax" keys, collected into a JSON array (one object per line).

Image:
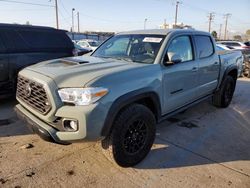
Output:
[{"xmin": 16, "ymin": 29, "xmax": 239, "ymax": 167}]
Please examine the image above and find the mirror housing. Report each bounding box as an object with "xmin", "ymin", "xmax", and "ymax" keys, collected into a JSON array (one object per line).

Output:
[{"xmin": 164, "ymin": 52, "xmax": 182, "ymax": 66}]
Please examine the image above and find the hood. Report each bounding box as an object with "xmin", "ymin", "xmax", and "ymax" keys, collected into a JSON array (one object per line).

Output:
[{"xmin": 26, "ymin": 56, "xmax": 146, "ymax": 88}]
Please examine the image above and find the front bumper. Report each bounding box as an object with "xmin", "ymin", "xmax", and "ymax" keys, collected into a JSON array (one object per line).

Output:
[
  {"xmin": 15, "ymin": 103, "xmax": 107, "ymax": 144},
  {"xmin": 15, "ymin": 104, "xmax": 68, "ymax": 144}
]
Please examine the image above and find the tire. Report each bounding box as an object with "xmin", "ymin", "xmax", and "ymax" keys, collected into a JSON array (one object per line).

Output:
[
  {"xmin": 102, "ymin": 104, "xmax": 156, "ymax": 167},
  {"xmin": 212, "ymin": 75, "xmax": 236, "ymax": 108}
]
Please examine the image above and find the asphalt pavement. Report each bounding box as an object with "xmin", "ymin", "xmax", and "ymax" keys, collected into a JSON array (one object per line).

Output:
[{"xmin": 0, "ymin": 78, "xmax": 249, "ymax": 188}]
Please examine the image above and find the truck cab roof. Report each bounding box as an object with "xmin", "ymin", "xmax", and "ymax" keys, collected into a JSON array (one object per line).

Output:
[{"xmin": 118, "ymin": 29, "xmax": 210, "ymax": 36}]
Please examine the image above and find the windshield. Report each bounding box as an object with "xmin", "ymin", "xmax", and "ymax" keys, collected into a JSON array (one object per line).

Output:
[
  {"xmin": 92, "ymin": 34, "xmax": 165, "ymax": 64},
  {"xmin": 74, "ymin": 43, "xmax": 84, "ymax": 49},
  {"xmin": 89, "ymin": 41, "xmax": 99, "ymax": 47}
]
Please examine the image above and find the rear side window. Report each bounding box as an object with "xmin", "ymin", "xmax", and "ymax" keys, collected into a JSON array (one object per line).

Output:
[
  {"xmin": 18, "ymin": 29, "xmax": 73, "ymax": 50},
  {"xmin": 0, "ymin": 29, "xmax": 29, "ymax": 52},
  {"xmin": 194, "ymin": 35, "xmax": 214, "ymax": 58}
]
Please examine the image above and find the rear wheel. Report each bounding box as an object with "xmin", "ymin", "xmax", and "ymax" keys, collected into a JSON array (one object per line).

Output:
[
  {"xmin": 102, "ymin": 104, "xmax": 156, "ymax": 167},
  {"xmin": 212, "ymin": 75, "xmax": 236, "ymax": 108}
]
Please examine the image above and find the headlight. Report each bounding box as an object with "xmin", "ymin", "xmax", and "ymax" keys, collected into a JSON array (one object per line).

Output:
[{"xmin": 58, "ymin": 87, "xmax": 108, "ymax": 106}]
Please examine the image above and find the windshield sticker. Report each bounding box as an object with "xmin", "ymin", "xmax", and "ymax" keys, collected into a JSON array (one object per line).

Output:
[{"xmin": 143, "ymin": 37, "xmax": 163, "ymax": 43}]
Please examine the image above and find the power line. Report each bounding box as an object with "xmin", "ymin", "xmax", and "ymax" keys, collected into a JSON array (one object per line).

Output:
[{"xmin": 0, "ymin": 0, "xmax": 54, "ymax": 7}]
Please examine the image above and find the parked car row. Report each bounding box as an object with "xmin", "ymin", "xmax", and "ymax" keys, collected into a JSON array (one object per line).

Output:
[
  {"xmin": 216, "ymin": 42, "xmax": 250, "ymax": 78},
  {"xmin": 217, "ymin": 40, "xmax": 250, "ymax": 50}
]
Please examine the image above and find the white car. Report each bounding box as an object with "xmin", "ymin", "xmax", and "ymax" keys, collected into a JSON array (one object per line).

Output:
[
  {"xmin": 216, "ymin": 44, "xmax": 232, "ymax": 51},
  {"xmin": 217, "ymin": 41, "xmax": 250, "ymax": 50},
  {"xmin": 77, "ymin": 40, "xmax": 100, "ymax": 51}
]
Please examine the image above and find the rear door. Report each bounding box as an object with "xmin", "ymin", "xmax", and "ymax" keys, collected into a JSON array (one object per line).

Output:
[
  {"xmin": 162, "ymin": 35, "xmax": 199, "ymax": 114},
  {"xmin": 193, "ymin": 35, "xmax": 220, "ymax": 98}
]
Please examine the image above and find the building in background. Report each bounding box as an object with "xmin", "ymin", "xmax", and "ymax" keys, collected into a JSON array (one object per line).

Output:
[{"xmin": 159, "ymin": 22, "xmax": 193, "ymax": 29}]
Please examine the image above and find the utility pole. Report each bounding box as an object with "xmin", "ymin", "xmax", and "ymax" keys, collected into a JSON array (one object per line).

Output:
[
  {"xmin": 224, "ymin": 13, "xmax": 231, "ymax": 40},
  {"xmin": 55, "ymin": 0, "xmax": 59, "ymax": 29},
  {"xmin": 208, "ymin": 12, "xmax": 215, "ymax": 33},
  {"xmin": 72, "ymin": 8, "xmax": 75, "ymax": 32},
  {"xmin": 77, "ymin": 12, "xmax": 80, "ymax": 33},
  {"xmin": 174, "ymin": 1, "xmax": 181, "ymax": 28},
  {"xmin": 219, "ymin": 24, "xmax": 222, "ymax": 40},
  {"xmin": 72, "ymin": 8, "xmax": 75, "ymax": 39},
  {"xmin": 164, "ymin": 19, "xmax": 167, "ymax": 29},
  {"xmin": 144, "ymin": 18, "xmax": 148, "ymax": 30}
]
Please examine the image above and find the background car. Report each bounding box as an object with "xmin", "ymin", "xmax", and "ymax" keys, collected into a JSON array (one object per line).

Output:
[
  {"xmin": 216, "ymin": 44, "xmax": 233, "ymax": 50},
  {"xmin": 217, "ymin": 41, "xmax": 250, "ymax": 50},
  {"xmin": 0, "ymin": 23, "xmax": 74, "ymax": 98},
  {"xmin": 77, "ymin": 39, "xmax": 100, "ymax": 51},
  {"xmin": 73, "ymin": 43, "xmax": 92, "ymax": 56},
  {"xmin": 216, "ymin": 43, "xmax": 244, "ymax": 77}
]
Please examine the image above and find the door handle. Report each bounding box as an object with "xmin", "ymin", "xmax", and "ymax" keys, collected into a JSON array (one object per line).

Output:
[
  {"xmin": 214, "ymin": 62, "xmax": 219, "ymax": 65},
  {"xmin": 191, "ymin": 67, "xmax": 198, "ymax": 72}
]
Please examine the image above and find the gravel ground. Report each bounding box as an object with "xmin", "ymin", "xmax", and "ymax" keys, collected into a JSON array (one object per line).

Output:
[{"xmin": 0, "ymin": 78, "xmax": 249, "ymax": 188}]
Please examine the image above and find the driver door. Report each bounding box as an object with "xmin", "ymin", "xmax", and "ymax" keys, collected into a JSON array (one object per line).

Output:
[{"xmin": 162, "ymin": 35, "xmax": 199, "ymax": 114}]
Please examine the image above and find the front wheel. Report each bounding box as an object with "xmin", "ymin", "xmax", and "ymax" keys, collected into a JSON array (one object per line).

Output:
[
  {"xmin": 212, "ymin": 75, "xmax": 236, "ymax": 108},
  {"xmin": 102, "ymin": 104, "xmax": 156, "ymax": 167}
]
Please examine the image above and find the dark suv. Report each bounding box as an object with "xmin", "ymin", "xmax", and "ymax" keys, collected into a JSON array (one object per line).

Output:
[{"xmin": 0, "ymin": 23, "xmax": 74, "ymax": 98}]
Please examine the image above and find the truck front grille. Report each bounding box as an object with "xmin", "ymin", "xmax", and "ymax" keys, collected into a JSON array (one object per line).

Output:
[{"xmin": 16, "ymin": 76, "xmax": 52, "ymax": 115}]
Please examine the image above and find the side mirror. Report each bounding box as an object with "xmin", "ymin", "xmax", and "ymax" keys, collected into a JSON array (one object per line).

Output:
[{"xmin": 164, "ymin": 52, "xmax": 182, "ymax": 66}]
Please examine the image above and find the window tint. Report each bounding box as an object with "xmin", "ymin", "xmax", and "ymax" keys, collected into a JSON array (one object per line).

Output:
[
  {"xmin": 0, "ymin": 35, "xmax": 6, "ymax": 53},
  {"xmin": 194, "ymin": 36, "xmax": 214, "ymax": 58},
  {"xmin": 18, "ymin": 29, "xmax": 73, "ymax": 50},
  {"xmin": 0, "ymin": 28, "xmax": 73, "ymax": 53},
  {"xmin": 0, "ymin": 29, "xmax": 29, "ymax": 52},
  {"xmin": 167, "ymin": 36, "xmax": 193, "ymax": 62}
]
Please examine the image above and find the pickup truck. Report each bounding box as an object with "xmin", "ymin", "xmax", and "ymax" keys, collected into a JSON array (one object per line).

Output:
[{"xmin": 15, "ymin": 29, "xmax": 239, "ymax": 167}]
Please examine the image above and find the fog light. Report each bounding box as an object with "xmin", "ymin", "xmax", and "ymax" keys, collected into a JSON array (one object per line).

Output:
[{"xmin": 63, "ymin": 119, "xmax": 78, "ymax": 131}]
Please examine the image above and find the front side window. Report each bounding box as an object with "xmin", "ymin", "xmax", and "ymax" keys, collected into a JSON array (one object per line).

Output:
[
  {"xmin": 92, "ymin": 34, "xmax": 165, "ymax": 64},
  {"xmin": 167, "ymin": 36, "xmax": 193, "ymax": 62},
  {"xmin": 195, "ymin": 35, "xmax": 214, "ymax": 58}
]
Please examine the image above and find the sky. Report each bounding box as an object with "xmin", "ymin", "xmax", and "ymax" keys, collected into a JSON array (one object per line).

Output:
[{"xmin": 0, "ymin": 0, "xmax": 249, "ymax": 36}]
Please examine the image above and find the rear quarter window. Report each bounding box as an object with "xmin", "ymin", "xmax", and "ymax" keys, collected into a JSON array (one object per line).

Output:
[{"xmin": 194, "ymin": 35, "xmax": 214, "ymax": 58}]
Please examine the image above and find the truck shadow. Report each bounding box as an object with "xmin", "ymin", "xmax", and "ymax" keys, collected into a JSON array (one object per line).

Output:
[
  {"xmin": 0, "ymin": 98, "xmax": 32, "ymax": 137},
  {"xmin": 136, "ymin": 79, "xmax": 250, "ymax": 170}
]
